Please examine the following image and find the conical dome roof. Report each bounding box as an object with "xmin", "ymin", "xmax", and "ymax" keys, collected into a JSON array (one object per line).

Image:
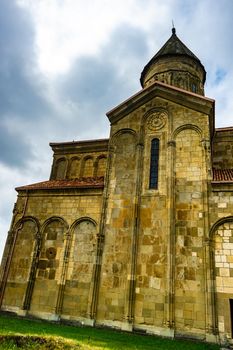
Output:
[
  {"xmin": 140, "ymin": 28, "xmax": 206, "ymax": 95},
  {"xmin": 152, "ymin": 28, "xmax": 200, "ymax": 61}
]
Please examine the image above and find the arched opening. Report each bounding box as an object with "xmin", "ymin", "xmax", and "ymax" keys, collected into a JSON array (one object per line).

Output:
[{"xmin": 149, "ymin": 138, "xmax": 159, "ymax": 189}]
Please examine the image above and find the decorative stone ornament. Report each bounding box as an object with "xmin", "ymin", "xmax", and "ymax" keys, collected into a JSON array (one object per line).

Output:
[
  {"xmin": 146, "ymin": 111, "xmax": 167, "ymax": 131},
  {"xmin": 46, "ymin": 247, "xmax": 57, "ymax": 260}
]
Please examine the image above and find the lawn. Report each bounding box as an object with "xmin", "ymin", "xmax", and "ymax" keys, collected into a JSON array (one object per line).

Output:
[{"xmin": 0, "ymin": 314, "xmax": 220, "ymax": 350}]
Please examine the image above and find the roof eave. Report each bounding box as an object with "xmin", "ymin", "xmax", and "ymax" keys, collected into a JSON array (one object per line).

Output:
[
  {"xmin": 107, "ymin": 80, "xmax": 214, "ymax": 125},
  {"xmin": 16, "ymin": 184, "xmax": 104, "ymax": 192},
  {"xmin": 50, "ymin": 138, "xmax": 109, "ymax": 154}
]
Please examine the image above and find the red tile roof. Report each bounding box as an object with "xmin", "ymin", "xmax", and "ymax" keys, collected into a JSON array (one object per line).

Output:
[
  {"xmin": 212, "ymin": 169, "xmax": 233, "ymax": 183},
  {"xmin": 15, "ymin": 169, "xmax": 233, "ymax": 191},
  {"xmin": 16, "ymin": 177, "xmax": 105, "ymax": 191}
]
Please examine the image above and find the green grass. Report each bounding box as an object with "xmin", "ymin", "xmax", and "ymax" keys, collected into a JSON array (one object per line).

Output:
[{"xmin": 0, "ymin": 314, "xmax": 220, "ymax": 350}]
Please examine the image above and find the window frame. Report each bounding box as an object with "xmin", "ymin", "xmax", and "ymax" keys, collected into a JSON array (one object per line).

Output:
[{"xmin": 149, "ymin": 138, "xmax": 159, "ymax": 189}]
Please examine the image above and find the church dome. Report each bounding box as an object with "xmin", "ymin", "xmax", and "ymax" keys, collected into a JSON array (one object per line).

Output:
[{"xmin": 140, "ymin": 28, "xmax": 206, "ymax": 95}]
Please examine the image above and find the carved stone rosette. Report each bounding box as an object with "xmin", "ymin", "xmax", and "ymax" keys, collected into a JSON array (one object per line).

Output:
[{"xmin": 146, "ymin": 111, "xmax": 167, "ymax": 131}]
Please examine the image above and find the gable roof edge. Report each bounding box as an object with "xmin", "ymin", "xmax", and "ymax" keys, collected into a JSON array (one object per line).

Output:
[{"xmin": 106, "ymin": 81, "xmax": 214, "ymax": 125}]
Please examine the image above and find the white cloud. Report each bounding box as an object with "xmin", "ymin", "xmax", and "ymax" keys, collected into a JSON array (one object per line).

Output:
[{"xmin": 18, "ymin": 0, "xmax": 173, "ymax": 75}]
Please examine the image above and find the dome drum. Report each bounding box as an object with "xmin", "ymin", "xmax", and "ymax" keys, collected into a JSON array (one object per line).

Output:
[{"xmin": 141, "ymin": 55, "xmax": 205, "ymax": 95}]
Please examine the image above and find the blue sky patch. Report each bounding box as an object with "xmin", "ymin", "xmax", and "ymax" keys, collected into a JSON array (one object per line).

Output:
[{"xmin": 215, "ymin": 68, "xmax": 227, "ymax": 84}]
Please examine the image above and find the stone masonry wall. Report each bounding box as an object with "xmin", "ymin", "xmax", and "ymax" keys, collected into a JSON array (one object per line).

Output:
[
  {"xmin": 175, "ymin": 128, "xmax": 205, "ymax": 333},
  {"xmin": 214, "ymin": 221, "xmax": 233, "ymax": 338},
  {"xmin": 62, "ymin": 219, "xmax": 97, "ymax": 319},
  {"xmin": 97, "ymin": 95, "xmax": 212, "ymax": 337},
  {"xmin": 212, "ymin": 129, "xmax": 233, "ymax": 169},
  {"xmin": 134, "ymin": 109, "xmax": 168, "ymax": 330},
  {"xmin": 2, "ymin": 219, "xmax": 37, "ymax": 311},
  {"xmin": 3, "ymin": 88, "xmax": 233, "ymax": 344},
  {"xmin": 1, "ymin": 189, "xmax": 103, "ymax": 321},
  {"xmin": 97, "ymin": 131, "xmax": 137, "ymax": 325},
  {"xmin": 52, "ymin": 152, "xmax": 107, "ymax": 180},
  {"xmin": 209, "ymin": 188, "xmax": 233, "ymax": 341}
]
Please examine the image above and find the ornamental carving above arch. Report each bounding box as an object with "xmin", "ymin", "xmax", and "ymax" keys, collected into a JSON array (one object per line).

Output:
[{"xmin": 146, "ymin": 110, "xmax": 167, "ymax": 131}]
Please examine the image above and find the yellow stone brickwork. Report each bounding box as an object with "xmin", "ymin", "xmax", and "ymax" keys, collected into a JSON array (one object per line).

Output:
[
  {"xmin": 213, "ymin": 129, "xmax": 233, "ymax": 169},
  {"xmin": 1, "ymin": 30, "xmax": 233, "ymax": 346},
  {"xmin": 52, "ymin": 151, "xmax": 108, "ymax": 180},
  {"xmin": 1, "ymin": 188, "xmax": 104, "ymax": 322},
  {"xmin": 175, "ymin": 128, "xmax": 205, "ymax": 333}
]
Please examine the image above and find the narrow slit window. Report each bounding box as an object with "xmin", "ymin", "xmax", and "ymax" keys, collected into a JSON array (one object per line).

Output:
[
  {"xmin": 230, "ymin": 299, "xmax": 233, "ymax": 337},
  {"xmin": 149, "ymin": 138, "xmax": 159, "ymax": 189},
  {"xmin": 191, "ymin": 83, "xmax": 197, "ymax": 93}
]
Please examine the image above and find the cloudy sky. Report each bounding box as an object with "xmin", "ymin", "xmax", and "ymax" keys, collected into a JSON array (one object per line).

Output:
[{"xmin": 0, "ymin": 0, "xmax": 233, "ymax": 260}]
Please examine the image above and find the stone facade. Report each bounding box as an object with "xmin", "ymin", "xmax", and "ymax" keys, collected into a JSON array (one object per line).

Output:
[{"xmin": 1, "ymin": 29, "xmax": 233, "ymax": 346}]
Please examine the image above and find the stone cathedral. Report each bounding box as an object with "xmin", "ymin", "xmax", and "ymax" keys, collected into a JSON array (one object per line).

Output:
[{"xmin": 1, "ymin": 28, "xmax": 233, "ymax": 345}]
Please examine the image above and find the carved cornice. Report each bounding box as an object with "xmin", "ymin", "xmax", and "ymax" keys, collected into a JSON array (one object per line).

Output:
[{"xmin": 50, "ymin": 139, "xmax": 109, "ymax": 155}]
